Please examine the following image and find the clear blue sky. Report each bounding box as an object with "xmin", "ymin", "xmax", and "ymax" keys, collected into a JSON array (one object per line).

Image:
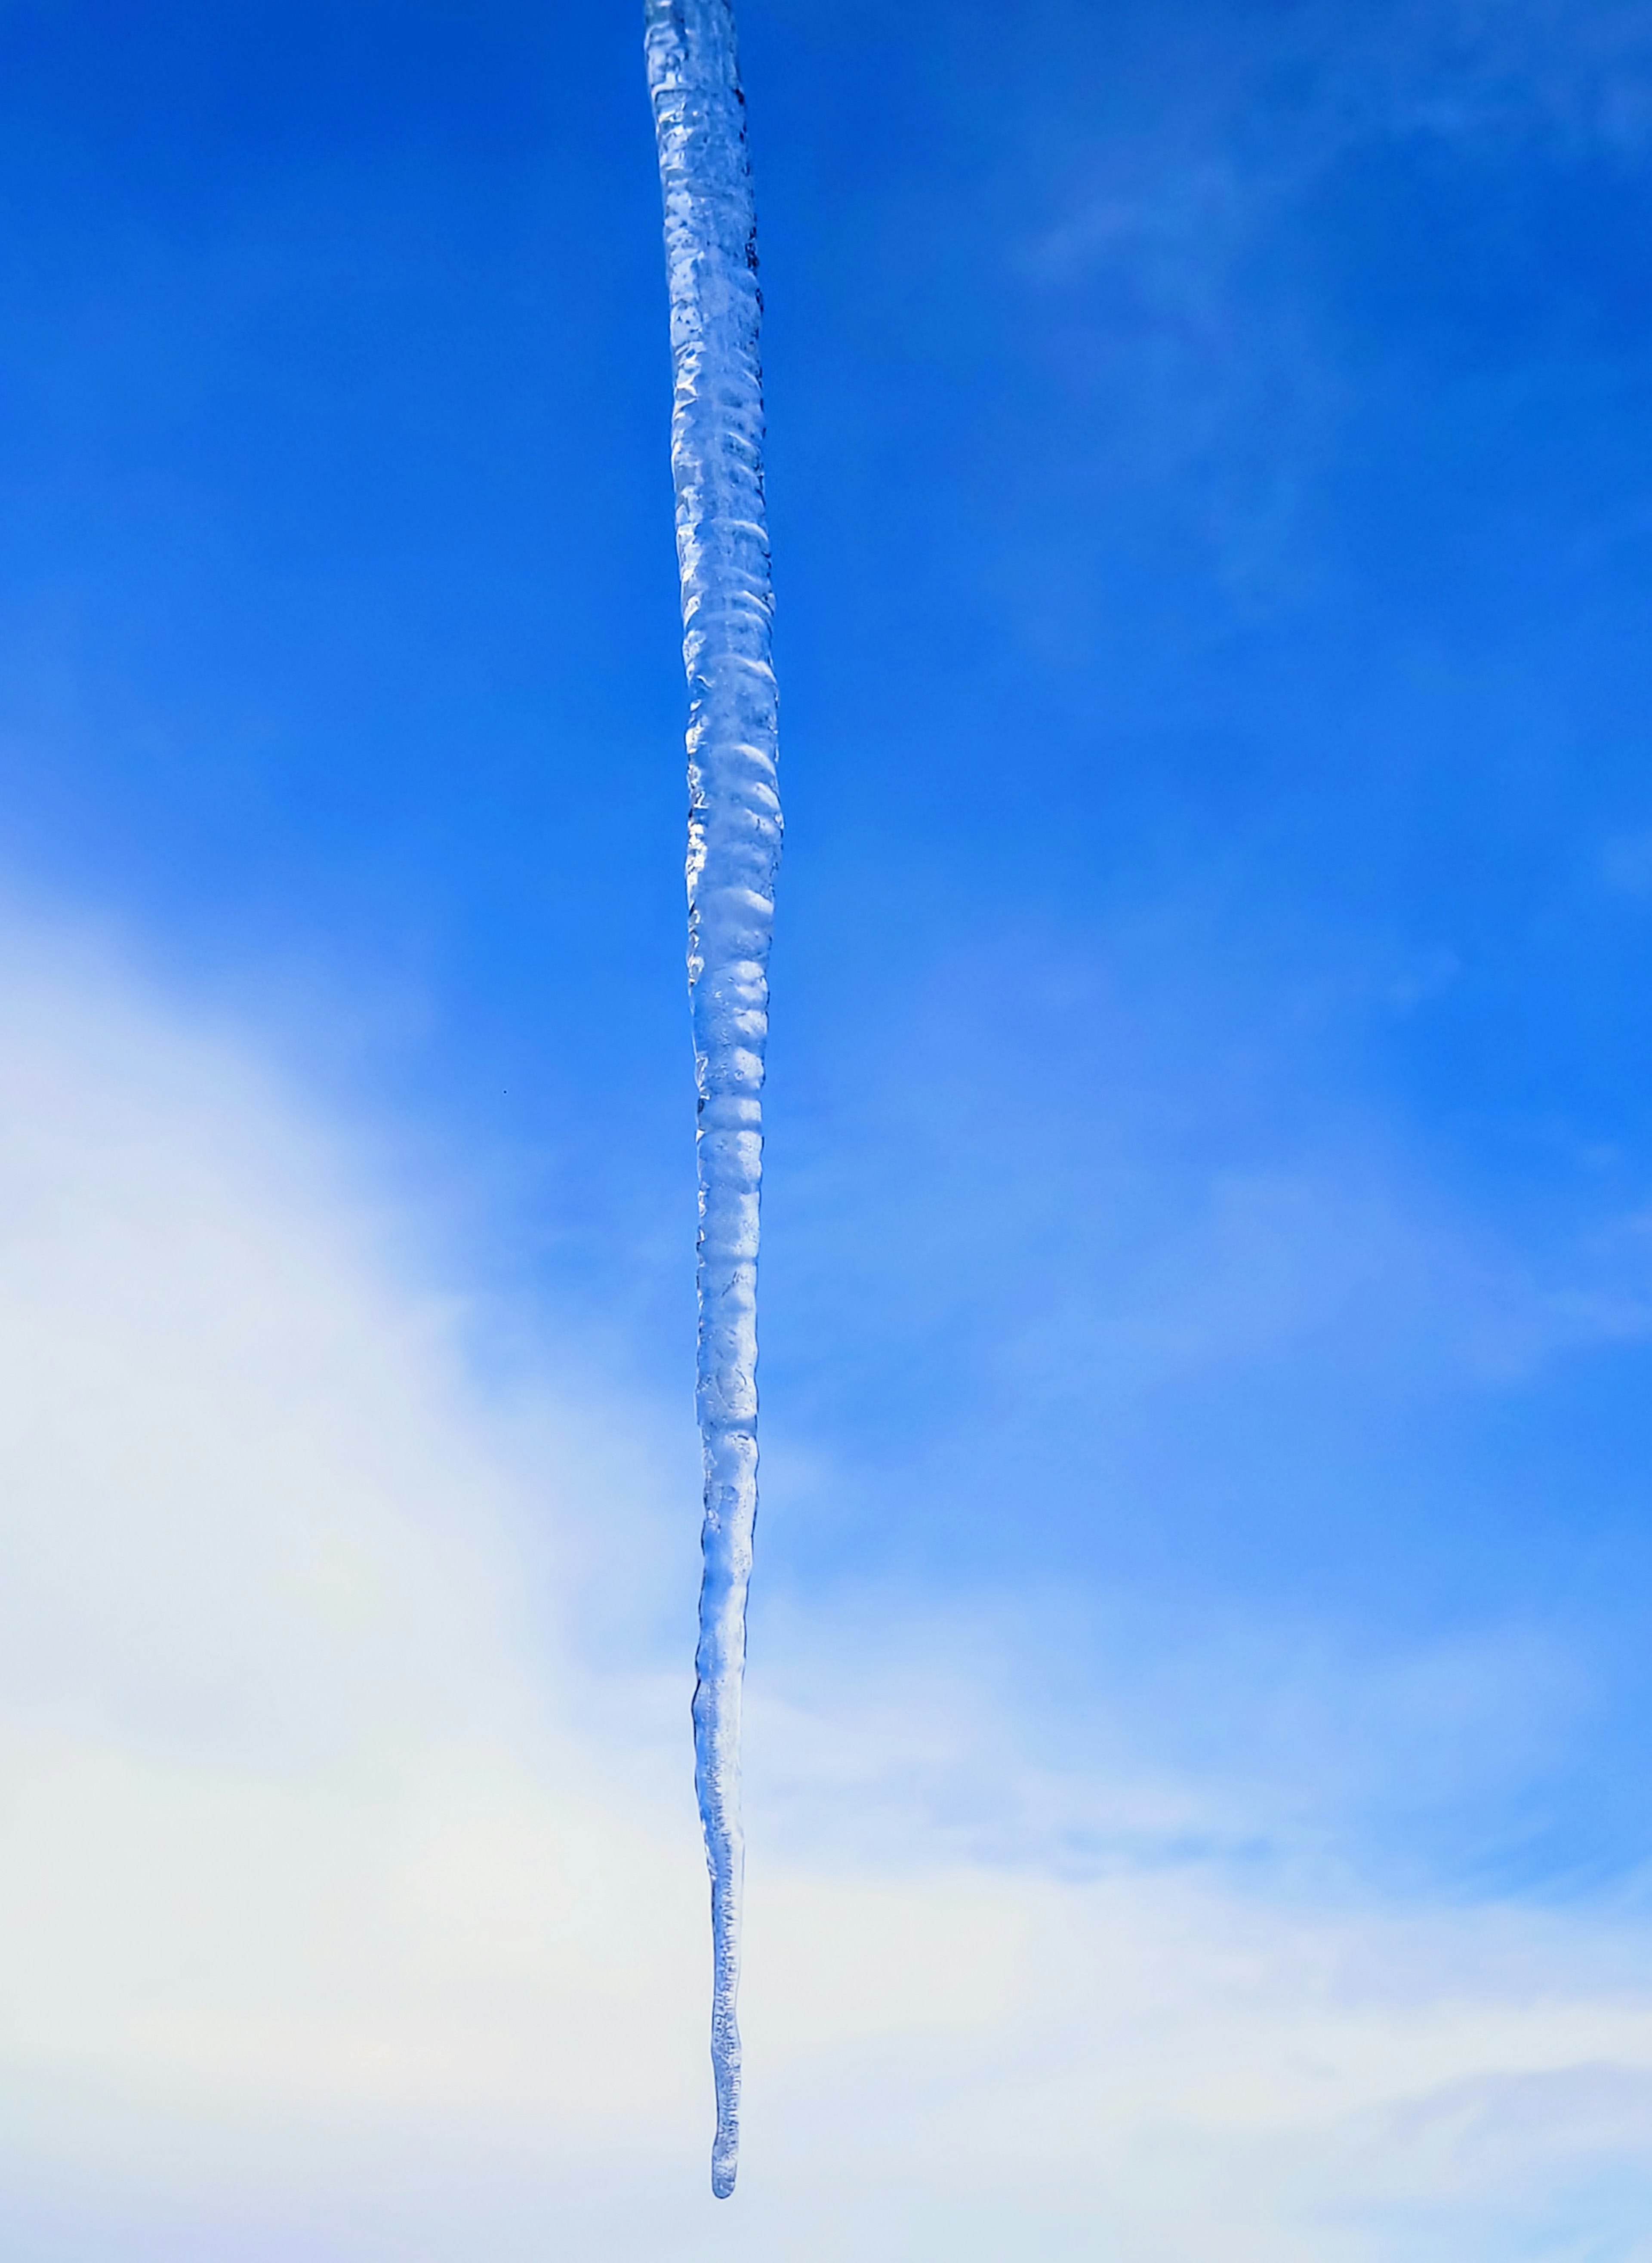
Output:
[{"xmin": 0, "ymin": 3, "xmax": 1651, "ymax": 2251}]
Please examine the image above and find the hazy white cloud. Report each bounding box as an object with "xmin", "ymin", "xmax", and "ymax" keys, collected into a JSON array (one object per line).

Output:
[{"xmin": 0, "ymin": 904, "xmax": 1645, "ymax": 2258}]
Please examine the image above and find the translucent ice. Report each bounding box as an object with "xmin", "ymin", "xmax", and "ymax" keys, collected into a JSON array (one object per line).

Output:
[{"xmin": 644, "ymin": 0, "xmax": 780, "ymax": 2202}]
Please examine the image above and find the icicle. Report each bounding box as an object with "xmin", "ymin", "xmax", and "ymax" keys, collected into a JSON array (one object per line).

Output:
[{"xmin": 644, "ymin": 0, "xmax": 780, "ymax": 2202}]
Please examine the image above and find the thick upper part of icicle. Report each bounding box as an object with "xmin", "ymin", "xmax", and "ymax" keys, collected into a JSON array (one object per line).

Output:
[{"xmin": 644, "ymin": 0, "xmax": 779, "ymax": 2207}]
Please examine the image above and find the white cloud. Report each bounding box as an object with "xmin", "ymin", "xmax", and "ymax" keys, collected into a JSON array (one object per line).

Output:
[{"xmin": 0, "ymin": 905, "xmax": 1644, "ymax": 2258}]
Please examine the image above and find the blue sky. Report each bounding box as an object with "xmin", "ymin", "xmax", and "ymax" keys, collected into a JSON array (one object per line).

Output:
[{"xmin": 1, "ymin": 0, "xmax": 1652, "ymax": 2254}]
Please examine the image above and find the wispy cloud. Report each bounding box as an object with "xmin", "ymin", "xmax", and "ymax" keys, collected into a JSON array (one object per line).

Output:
[{"xmin": 1004, "ymin": 0, "xmax": 1652, "ymax": 610}]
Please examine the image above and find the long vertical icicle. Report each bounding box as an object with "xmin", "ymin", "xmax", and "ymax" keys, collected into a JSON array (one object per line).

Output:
[{"xmin": 644, "ymin": 0, "xmax": 780, "ymax": 2203}]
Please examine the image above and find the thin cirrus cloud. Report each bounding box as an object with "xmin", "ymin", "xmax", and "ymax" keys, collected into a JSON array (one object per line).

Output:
[
  {"xmin": 0, "ymin": 903, "xmax": 1647, "ymax": 2260},
  {"xmin": 980, "ymin": 0, "xmax": 1652, "ymax": 647}
]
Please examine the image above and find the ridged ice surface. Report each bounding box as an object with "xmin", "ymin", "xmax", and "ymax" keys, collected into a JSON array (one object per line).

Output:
[{"xmin": 644, "ymin": 0, "xmax": 780, "ymax": 2203}]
